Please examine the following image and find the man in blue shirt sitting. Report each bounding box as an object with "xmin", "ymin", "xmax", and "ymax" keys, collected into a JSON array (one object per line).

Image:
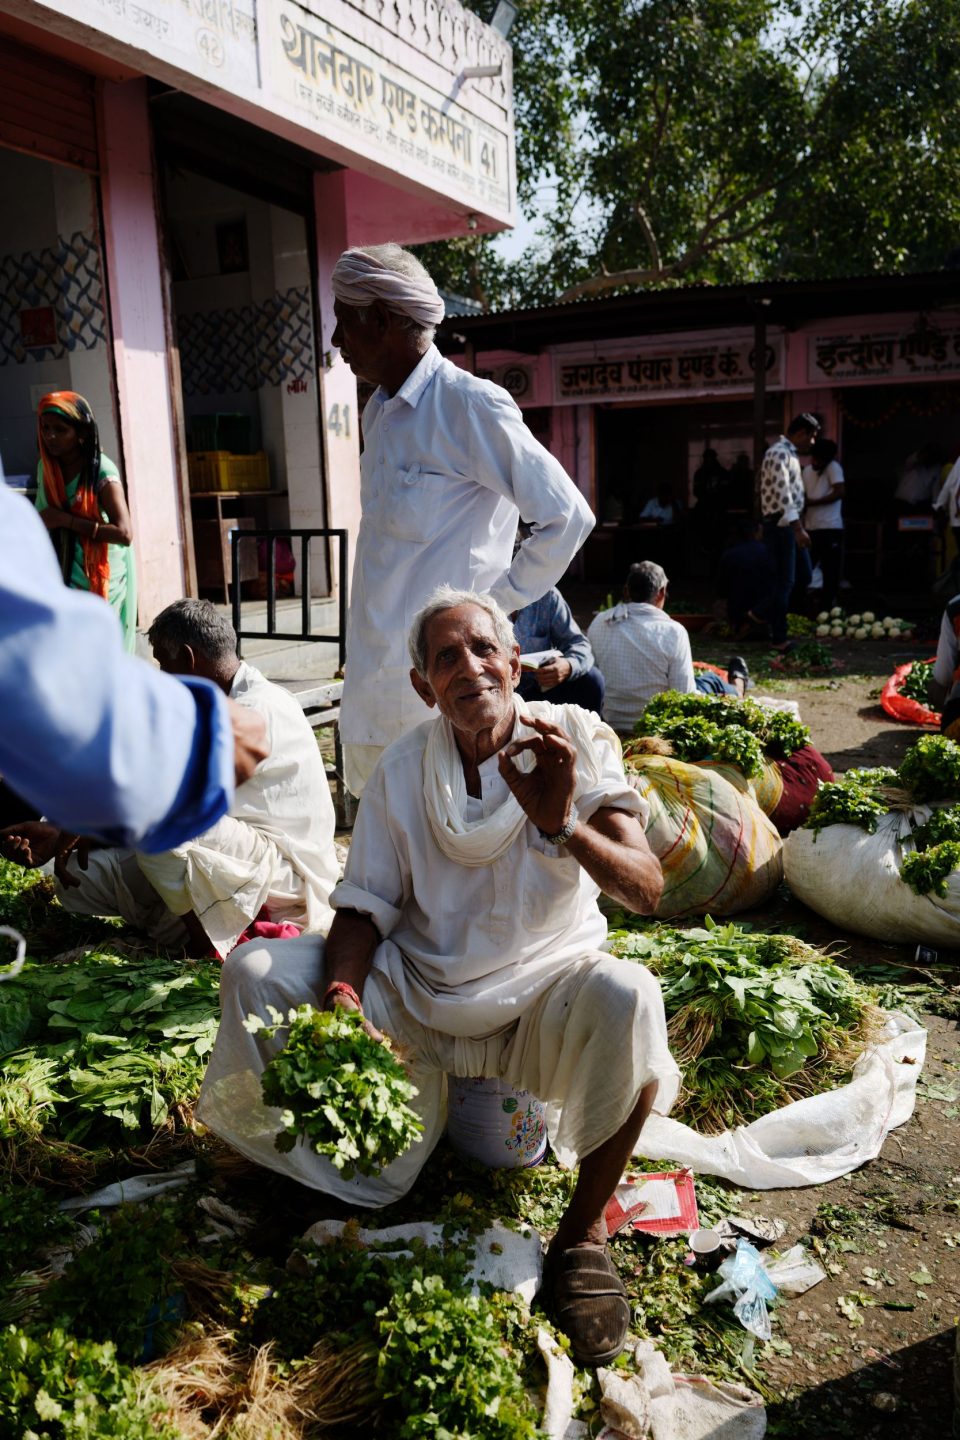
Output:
[{"xmin": 513, "ymin": 587, "xmax": 605, "ymax": 717}]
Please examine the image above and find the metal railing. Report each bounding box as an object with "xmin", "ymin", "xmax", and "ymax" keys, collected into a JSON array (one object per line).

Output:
[{"xmin": 230, "ymin": 528, "xmax": 348, "ymax": 667}]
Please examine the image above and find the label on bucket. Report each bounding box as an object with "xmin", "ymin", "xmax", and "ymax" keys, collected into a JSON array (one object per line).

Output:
[{"xmin": 447, "ymin": 1076, "xmax": 547, "ymax": 1169}]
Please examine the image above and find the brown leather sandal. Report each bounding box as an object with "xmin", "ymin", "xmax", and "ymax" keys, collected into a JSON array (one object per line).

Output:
[{"xmin": 544, "ymin": 1246, "xmax": 631, "ymax": 1367}]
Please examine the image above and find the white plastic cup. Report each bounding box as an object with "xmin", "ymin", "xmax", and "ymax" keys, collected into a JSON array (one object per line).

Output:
[{"xmin": 689, "ymin": 1228, "xmax": 723, "ymax": 1271}]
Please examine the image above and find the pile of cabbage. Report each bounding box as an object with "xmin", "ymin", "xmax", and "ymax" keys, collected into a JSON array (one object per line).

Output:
[{"xmin": 814, "ymin": 608, "xmax": 914, "ymax": 641}]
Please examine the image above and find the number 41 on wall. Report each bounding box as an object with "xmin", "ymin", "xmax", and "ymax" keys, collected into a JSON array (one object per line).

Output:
[{"xmin": 326, "ymin": 403, "xmax": 351, "ymax": 438}]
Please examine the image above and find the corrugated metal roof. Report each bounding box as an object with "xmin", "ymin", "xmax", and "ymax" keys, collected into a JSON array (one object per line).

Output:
[{"xmin": 438, "ymin": 269, "xmax": 960, "ymax": 351}]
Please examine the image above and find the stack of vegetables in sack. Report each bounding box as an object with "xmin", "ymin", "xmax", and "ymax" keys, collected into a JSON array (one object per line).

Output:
[
  {"xmin": 629, "ymin": 690, "xmax": 833, "ymax": 836},
  {"xmin": 607, "ymin": 917, "xmax": 886, "ymax": 1133},
  {"xmin": 881, "ymin": 657, "xmax": 940, "ymax": 729},
  {"xmin": 619, "ymin": 701, "xmax": 783, "ymax": 919},
  {"xmin": 784, "ymin": 736, "xmax": 960, "ymax": 944}
]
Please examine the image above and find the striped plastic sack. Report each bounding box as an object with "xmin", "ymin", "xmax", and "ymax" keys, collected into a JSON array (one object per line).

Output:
[{"xmin": 623, "ymin": 752, "xmax": 783, "ymax": 918}]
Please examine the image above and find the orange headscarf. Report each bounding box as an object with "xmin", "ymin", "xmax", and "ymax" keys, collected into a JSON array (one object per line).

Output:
[{"xmin": 37, "ymin": 391, "xmax": 110, "ymax": 600}]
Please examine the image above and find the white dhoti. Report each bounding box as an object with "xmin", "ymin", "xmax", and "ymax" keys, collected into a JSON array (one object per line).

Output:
[
  {"xmin": 136, "ymin": 814, "xmax": 314, "ymax": 957},
  {"xmin": 55, "ymin": 815, "xmax": 324, "ymax": 958},
  {"xmin": 54, "ymin": 848, "xmax": 189, "ymax": 950},
  {"xmin": 196, "ymin": 936, "xmax": 680, "ymax": 1207}
]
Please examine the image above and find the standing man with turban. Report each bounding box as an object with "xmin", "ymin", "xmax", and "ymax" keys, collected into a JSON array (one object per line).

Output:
[{"xmin": 331, "ymin": 242, "xmax": 595, "ymax": 796}]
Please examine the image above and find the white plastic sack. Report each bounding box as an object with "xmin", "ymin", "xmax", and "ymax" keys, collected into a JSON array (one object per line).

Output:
[
  {"xmin": 783, "ymin": 807, "xmax": 960, "ymax": 945},
  {"xmin": 635, "ymin": 1012, "xmax": 925, "ymax": 1188},
  {"xmin": 543, "ymin": 1335, "xmax": 766, "ymax": 1440}
]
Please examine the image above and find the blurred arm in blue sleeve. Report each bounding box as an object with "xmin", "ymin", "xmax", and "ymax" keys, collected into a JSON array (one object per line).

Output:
[{"xmin": 0, "ymin": 486, "xmax": 233, "ymax": 850}]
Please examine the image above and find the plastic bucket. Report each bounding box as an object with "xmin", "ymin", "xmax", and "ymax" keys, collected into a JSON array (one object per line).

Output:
[{"xmin": 446, "ymin": 1076, "xmax": 547, "ymax": 1169}]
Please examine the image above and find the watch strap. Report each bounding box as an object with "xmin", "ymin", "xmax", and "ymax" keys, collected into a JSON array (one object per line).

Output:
[{"xmin": 538, "ymin": 803, "xmax": 579, "ymax": 847}]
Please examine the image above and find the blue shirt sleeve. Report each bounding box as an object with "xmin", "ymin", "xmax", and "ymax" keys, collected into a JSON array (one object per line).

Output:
[
  {"xmin": 543, "ymin": 589, "xmax": 594, "ymax": 678},
  {"xmin": 0, "ymin": 487, "xmax": 233, "ymax": 849}
]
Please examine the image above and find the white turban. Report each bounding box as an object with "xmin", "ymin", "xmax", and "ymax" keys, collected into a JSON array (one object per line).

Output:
[{"xmin": 331, "ymin": 247, "xmax": 446, "ymax": 328}]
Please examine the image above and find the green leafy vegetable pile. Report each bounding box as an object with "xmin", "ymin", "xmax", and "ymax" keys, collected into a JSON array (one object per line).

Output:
[
  {"xmin": 639, "ymin": 688, "xmax": 811, "ymax": 760},
  {"xmin": 255, "ymin": 1233, "xmax": 539, "ymax": 1438},
  {"xmin": 0, "ymin": 1325, "xmax": 178, "ymax": 1440},
  {"xmin": 805, "ymin": 739, "xmax": 960, "ymax": 840},
  {"xmin": 803, "ymin": 745, "xmax": 960, "ymax": 897},
  {"xmin": 898, "ymin": 659, "xmax": 935, "ymax": 703},
  {"xmin": 609, "ymin": 917, "xmax": 883, "ymax": 1133},
  {"xmin": 40, "ymin": 1202, "xmax": 182, "ymax": 1364},
  {"xmin": 805, "ymin": 778, "xmax": 888, "ymax": 837},
  {"xmin": 634, "ymin": 690, "xmax": 810, "ymax": 764},
  {"xmin": 0, "ymin": 947, "xmax": 219, "ymax": 1153},
  {"xmin": 897, "ymin": 735, "xmax": 960, "ymax": 802},
  {"xmin": 249, "ymin": 1004, "xmax": 424, "ymax": 1177},
  {"xmin": 901, "ymin": 842, "xmax": 960, "ymax": 898},
  {"xmin": 769, "ymin": 640, "xmax": 838, "ymax": 674}
]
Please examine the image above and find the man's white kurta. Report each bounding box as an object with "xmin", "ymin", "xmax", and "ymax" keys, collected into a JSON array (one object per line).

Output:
[
  {"xmin": 340, "ymin": 346, "xmax": 595, "ymax": 750},
  {"xmin": 331, "ymin": 703, "xmax": 647, "ymax": 1037},
  {"xmin": 136, "ymin": 661, "xmax": 339, "ymax": 954}
]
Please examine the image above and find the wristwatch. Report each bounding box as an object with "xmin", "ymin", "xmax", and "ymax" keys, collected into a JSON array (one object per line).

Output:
[{"xmin": 538, "ymin": 804, "xmax": 579, "ymax": 847}]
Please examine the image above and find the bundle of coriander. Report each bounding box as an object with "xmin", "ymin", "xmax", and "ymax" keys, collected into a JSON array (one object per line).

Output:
[
  {"xmin": 803, "ymin": 738, "xmax": 960, "ymax": 898},
  {"xmin": 608, "ymin": 917, "xmax": 885, "ymax": 1133},
  {"xmin": 627, "ymin": 690, "xmax": 810, "ymax": 777},
  {"xmin": 248, "ymin": 1004, "xmax": 424, "ymax": 1177}
]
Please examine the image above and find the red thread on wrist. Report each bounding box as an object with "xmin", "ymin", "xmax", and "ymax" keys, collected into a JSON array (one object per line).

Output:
[{"xmin": 324, "ymin": 981, "xmax": 363, "ymax": 1012}]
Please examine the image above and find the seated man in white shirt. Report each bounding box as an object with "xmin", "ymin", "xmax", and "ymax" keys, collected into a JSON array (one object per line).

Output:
[
  {"xmin": 0, "ymin": 600, "xmax": 339, "ymax": 958},
  {"xmin": 196, "ymin": 585, "xmax": 678, "ymax": 1367},
  {"xmin": 587, "ymin": 561, "xmax": 748, "ymax": 736}
]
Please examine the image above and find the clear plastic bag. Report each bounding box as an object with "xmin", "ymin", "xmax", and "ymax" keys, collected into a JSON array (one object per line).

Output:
[{"xmin": 704, "ymin": 1239, "xmax": 778, "ymax": 1340}]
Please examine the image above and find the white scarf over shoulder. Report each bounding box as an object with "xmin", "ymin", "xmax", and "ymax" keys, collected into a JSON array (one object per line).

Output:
[{"xmin": 422, "ymin": 697, "xmax": 616, "ymax": 866}]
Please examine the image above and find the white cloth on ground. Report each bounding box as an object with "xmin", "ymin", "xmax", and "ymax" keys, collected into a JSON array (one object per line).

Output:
[
  {"xmin": 633, "ymin": 1011, "xmax": 924, "ymax": 1188},
  {"xmin": 331, "ymin": 700, "xmax": 647, "ymax": 1037},
  {"xmin": 195, "ymin": 934, "xmax": 679, "ymax": 1204},
  {"xmin": 339, "ymin": 344, "xmax": 594, "ymax": 749},
  {"xmin": 586, "ymin": 603, "xmax": 696, "ymax": 733}
]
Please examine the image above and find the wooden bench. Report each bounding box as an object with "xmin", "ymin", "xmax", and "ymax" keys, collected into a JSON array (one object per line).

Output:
[{"xmin": 289, "ymin": 679, "xmax": 356, "ymax": 828}]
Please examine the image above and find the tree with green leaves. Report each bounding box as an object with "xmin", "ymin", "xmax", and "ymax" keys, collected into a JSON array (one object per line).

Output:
[{"xmin": 421, "ymin": 0, "xmax": 960, "ymax": 309}]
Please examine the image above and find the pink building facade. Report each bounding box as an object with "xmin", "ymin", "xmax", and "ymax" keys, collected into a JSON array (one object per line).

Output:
[{"xmin": 0, "ymin": 0, "xmax": 515, "ymax": 622}]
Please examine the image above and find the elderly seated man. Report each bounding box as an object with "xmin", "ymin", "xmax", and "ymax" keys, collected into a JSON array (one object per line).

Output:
[
  {"xmin": 587, "ymin": 560, "xmax": 750, "ymax": 736},
  {"xmin": 0, "ymin": 600, "xmax": 339, "ymax": 957},
  {"xmin": 197, "ymin": 585, "xmax": 678, "ymax": 1366}
]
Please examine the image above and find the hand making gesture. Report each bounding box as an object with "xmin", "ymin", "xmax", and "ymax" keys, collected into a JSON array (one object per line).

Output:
[{"xmin": 498, "ymin": 714, "xmax": 579, "ymax": 839}]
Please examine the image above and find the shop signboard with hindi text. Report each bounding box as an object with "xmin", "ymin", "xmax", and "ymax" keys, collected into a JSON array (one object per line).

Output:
[
  {"xmin": 17, "ymin": 0, "xmax": 515, "ymax": 227},
  {"xmin": 553, "ymin": 331, "xmax": 784, "ymax": 405},
  {"xmin": 807, "ymin": 314, "xmax": 960, "ymax": 386},
  {"xmin": 40, "ymin": 0, "xmax": 260, "ymax": 88},
  {"xmin": 269, "ymin": 0, "xmax": 510, "ymax": 217}
]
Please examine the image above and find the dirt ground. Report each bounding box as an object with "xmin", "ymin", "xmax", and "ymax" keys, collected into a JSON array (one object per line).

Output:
[{"xmin": 690, "ymin": 633, "xmax": 960, "ymax": 1438}]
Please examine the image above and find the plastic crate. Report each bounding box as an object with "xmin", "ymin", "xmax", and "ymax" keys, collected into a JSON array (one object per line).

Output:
[
  {"xmin": 190, "ymin": 413, "xmax": 254, "ymax": 454},
  {"xmin": 188, "ymin": 451, "xmax": 270, "ymax": 493}
]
